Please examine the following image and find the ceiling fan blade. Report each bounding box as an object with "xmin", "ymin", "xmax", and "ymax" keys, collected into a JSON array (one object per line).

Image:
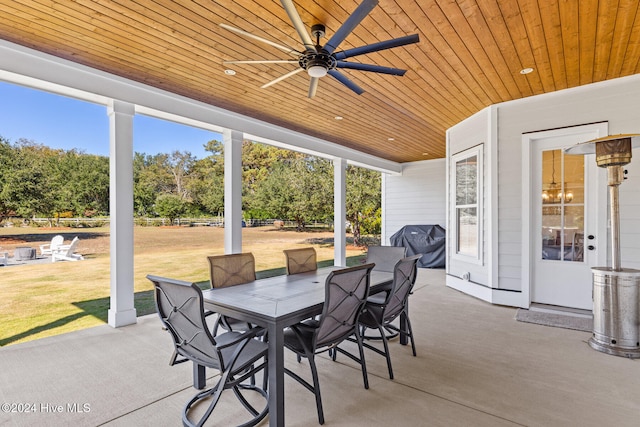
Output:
[
  {"xmin": 280, "ymin": 0, "xmax": 316, "ymax": 53},
  {"xmin": 328, "ymin": 69, "xmax": 365, "ymax": 95},
  {"xmin": 336, "ymin": 61, "xmax": 406, "ymax": 76},
  {"xmin": 334, "ymin": 34, "xmax": 420, "ymax": 60},
  {"xmin": 308, "ymin": 77, "xmax": 319, "ymax": 98},
  {"xmin": 324, "ymin": 0, "xmax": 379, "ymax": 54},
  {"xmin": 224, "ymin": 60, "xmax": 299, "ymax": 64},
  {"xmin": 220, "ymin": 23, "xmax": 301, "ymax": 57},
  {"xmin": 261, "ymin": 68, "xmax": 304, "ymax": 88}
]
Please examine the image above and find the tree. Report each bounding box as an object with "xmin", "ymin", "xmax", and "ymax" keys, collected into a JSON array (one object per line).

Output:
[
  {"xmin": 0, "ymin": 136, "xmax": 14, "ymax": 221},
  {"xmin": 346, "ymin": 165, "xmax": 381, "ymax": 246},
  {"xmin": 168, "ymin": 150, "xmax": 196, "ymax": 200},
  {"xmin": 252, "ymin": 156, "xmax": 333, "ymax": 230},
  {"xmin": 242, "ymin": 141, "xmax": 296, "ymax": 213},
  {"xmin": 51, "ymin": 149, "xmax": 109, "ymax": 217},
  {"xmin": 133, "ymin": 153, "xmax": 174, "ymax": 216},
  {"xmin": 0, "ymin": 139, "xmax": 57, "ymax": 220},
  {"xmin": 154, "ymin": 193, "xmax": 185, "ymax": 224},
  {"xmin": 187, "ymin": 140, "xmax": 225, "ymax": 215}
]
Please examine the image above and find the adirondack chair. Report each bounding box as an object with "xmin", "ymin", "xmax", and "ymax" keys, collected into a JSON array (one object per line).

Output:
[
  {"xmin": 40, "ymin": 235, "xmax": 65, "ymax": 256},
  {"xmin": 52, "ymin": 237, "xmax": 84, "ymax": 262}
]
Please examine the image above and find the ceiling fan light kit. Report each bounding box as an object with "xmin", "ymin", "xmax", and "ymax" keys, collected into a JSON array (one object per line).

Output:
[{"xmin": 221, "ymin": 0, "xmax": 419, "ymax": 98}]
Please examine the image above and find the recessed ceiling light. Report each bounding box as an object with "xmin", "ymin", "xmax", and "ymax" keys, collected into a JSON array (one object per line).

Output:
[
  {"xmin": 388, "ymin": 137, "xmax": 395, "ymax": 141},
  {"xmin": 334, "ymin": 116, "xmax": 343, "ymax": 120},
  {"xmin": 422, "ymin": 152, "xmax": 429, "ymax": 156},
  {"xmin": 520, "ymin": 67, "xmax": 534, "ymax": 75},
  {"xmin": 224, "ymin": 69, "xmax": 236, "ymax": 75}
]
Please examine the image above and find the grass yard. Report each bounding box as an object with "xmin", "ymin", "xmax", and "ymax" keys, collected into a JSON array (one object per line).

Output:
[{"xmin": 0, "ymin": 225, "xmax": 368, "ymax": 346}]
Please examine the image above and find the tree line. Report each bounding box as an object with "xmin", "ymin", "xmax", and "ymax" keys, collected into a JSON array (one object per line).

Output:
[{"xmin": 0, "ymin": 137, "xmax": 381, "ymax": 244}]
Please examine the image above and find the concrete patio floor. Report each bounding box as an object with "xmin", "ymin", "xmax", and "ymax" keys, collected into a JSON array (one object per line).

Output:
[{"xmin": 1, "ymin": 268, "xmax": 639, "ymax": 426}]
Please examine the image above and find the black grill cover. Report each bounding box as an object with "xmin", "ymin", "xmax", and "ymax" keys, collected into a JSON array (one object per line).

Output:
[{"xmin": 390, "ymin": 225, "xmax": 446, "ymax": 268}]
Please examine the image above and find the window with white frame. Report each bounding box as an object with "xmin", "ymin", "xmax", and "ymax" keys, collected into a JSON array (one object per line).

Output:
[{"xmin": 452, "ymin": 145, "xmax": 483, "ymax": 261}]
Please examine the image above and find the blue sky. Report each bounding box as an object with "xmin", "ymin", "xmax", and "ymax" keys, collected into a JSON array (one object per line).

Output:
[{"xmin": 0, "ymin": 81, "xmax": 220, "ymax": 159}]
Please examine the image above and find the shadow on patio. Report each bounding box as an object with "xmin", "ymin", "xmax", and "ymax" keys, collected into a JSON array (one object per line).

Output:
[{"xmin": 1, "ymin": 268, "xmax": 639, "ymax": 426}]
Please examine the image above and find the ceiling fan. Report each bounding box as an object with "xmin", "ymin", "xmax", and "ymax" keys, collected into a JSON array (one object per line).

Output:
[{"xmin": 221, "ymin": 0, "xmax": 420, "ymax": 98}]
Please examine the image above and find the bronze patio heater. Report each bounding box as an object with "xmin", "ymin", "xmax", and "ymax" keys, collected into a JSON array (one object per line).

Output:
[{"xmin": 566, "ymin": 134, "xmax": 640, "ymax": 358}]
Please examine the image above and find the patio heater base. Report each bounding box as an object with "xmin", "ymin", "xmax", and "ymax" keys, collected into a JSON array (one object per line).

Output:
[{"xmin": 589, "ymin": 267, "xmax": 640, "ymax": 359}]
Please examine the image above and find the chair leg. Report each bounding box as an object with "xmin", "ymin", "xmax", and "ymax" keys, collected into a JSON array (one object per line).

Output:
[
  {"xmin": 184, "ymin": 372, "xmax": 269, "ymax": 427},
  {"xmin": 396, "ymin": 312, "xmax": 417, "ymax": 357},
  {"xmin": 354, "ymin": 330, "xmax": 369, "ymax": 389},
  {"xmin": 183, "ymin": 378, "xmax": 225, "ymax": 427},
  {"xmin": 307, "ymin": 356, "xmax": 325, "ymax": 425},
  {"xmin": 404, "ymin": 315, "xmax": 417, "ymax": 357},
  {"xmin": 378, "ymin": 325, "xmax": 394, "ymax": 380}
]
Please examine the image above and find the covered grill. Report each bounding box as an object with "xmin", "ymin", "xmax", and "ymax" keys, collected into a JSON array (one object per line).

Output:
[{"xmin": 389, "ymin": 224, "xmax": 446, "ymax": 268}]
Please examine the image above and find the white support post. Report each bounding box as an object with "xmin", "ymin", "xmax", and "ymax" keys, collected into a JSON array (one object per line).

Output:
[
  {"xmin": 334, "ymin": 158, "xmax": 347, "ymax": 266},
  {"xmin": 224, "ymin": 129, "xmax": 243, "ymax": 254},
  {"xmin": 107, "ymin": 100, "xmax": 137, "ymax": 327}
]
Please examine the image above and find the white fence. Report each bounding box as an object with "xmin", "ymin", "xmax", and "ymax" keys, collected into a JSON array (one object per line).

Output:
[{"xmin": 7, "ymin": 217, "xmax": 333, "ymax": 228}]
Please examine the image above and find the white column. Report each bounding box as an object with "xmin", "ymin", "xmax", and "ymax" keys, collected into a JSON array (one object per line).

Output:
[
  {"xmin": 334, "ymin": 158, "xmax": 347, "ymax": 266},
  {"xmin": 107, "ymin": 100, "xmax": 137, "ymax": 327},
  {"xmin": 224, "ymin": 129, "xmax": 243, "ymax": 254}
]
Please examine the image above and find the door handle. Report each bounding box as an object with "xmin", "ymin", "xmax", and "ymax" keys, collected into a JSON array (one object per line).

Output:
[{"xmin": 588, "ymin": 245, "xmax": 595, "ymax": 250}]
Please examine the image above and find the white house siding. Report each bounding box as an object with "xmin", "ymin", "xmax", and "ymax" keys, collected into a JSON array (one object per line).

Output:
[
  {"xmin": 446, "ymin": 108, "xmax": 493, "ymax": 287},
  {"xmin": 496, "ymin": 73, "xmax": 640, "ymax": 298},
  {"xmin": 428, "ymin": 73, "xmax": 640, "ymax": 307},
  {"xmin": 382, "ymin": 159, "xmax": 446, "ymax": 245}
]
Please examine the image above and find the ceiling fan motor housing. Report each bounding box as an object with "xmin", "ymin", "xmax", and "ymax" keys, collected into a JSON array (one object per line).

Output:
[{"xmin": 299, "ymin": 50, "xmax": 336, "ymax": 74}]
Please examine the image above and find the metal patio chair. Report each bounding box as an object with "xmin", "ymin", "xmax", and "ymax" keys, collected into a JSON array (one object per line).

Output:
[
  {"xmin": 207, "ymin": 253, "xmax": 257, "ymax": 335},
  {"xmin": 283, "ymin": 247, "xmax": 317, "ymax": 275},
  {"xmin": 148, "ymin": 274, "xmax": 268, "ymax": 427},
  {"xmin": 357, "ymin": 255, "xmax": 421, "ymax": 379},
  {"xmin": 283, "ymin": 263, "xmax": 374, "ymax": 425}
]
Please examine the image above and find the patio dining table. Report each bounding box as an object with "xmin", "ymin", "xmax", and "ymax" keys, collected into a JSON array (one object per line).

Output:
[{"xmin": 201, "ymin": 266, "xmax": 394, "ymax": 427}]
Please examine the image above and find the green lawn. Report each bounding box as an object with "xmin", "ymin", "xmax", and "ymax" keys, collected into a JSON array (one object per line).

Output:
[{"xmin": 0, "ymin": 226, "xmax": 367, "ymax": 346}]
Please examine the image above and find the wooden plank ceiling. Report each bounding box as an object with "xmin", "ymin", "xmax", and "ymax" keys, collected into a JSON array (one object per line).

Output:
[{"xmin": 0, "ymin": 0, "xmax": 639, "ymax": 163}]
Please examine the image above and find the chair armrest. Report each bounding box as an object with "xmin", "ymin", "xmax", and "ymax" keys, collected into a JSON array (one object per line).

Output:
[
  {"xmin": 215, "ymin": 326, "xmax": 265, "ymax": 350},
  {"xmin": 53, "ymin": 244, "xmax": 72, "ymax": 253},
  {"xmin": 366, "ymin": 293, "xmax": 387, "ymax": 306}
]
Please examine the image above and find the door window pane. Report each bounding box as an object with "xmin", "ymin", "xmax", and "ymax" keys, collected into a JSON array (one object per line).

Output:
[{"xmin": 541, "ymin": 149, "xmax": 584, "ymax": 262}]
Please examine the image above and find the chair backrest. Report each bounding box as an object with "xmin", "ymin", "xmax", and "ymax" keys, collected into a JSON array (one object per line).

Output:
[
  {"xmin": 50, "ymin": 235, "xmax": 64, "ymax": 250},
  {"xmin": 63, "ymin": 237, "xmax": 80, "ymax": 256},
  {"xmin": 314, "ymin": 263, "xmax": 374, "ymax": 349},
  {"xmin": 207, "ymin": 253, "xmax": 256, "ymax": 288},
  {"xmin": 283, "ymin": 247, "xmax": 317, "ymax": 275},
  {"xmin": 366, "ymin": 245, "xmax": 407, "ymax": 272},
  {"xmin": 382, "ymin": 255, "xmax": 421, "ymax": 322},
  {"xmin": 147, "ymin": 274, "xmax": 222, "ymax": 369}
]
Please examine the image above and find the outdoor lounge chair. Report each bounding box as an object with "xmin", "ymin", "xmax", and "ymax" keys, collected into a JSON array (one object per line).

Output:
[
  {"xmin": 283, "ymin": 263, "xmax": 374, "ymax": 425},
  {"xmin": 40, "ymin": 235, "xmax": 64, "ymax": 256},
  {"xmin": 283, "ymin": 247, "xmax": 317, "ymax": 275},
  {"xmin": 0, "ymin": 251, "xmax": 8, "ymax": 266},
  {"xmin": 52, "ymin": 237, "xmax": 84, "ymax": 262},
  {"xmin": 148, "ymin": 275, "xmax": 268, "ymax": 427}
]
